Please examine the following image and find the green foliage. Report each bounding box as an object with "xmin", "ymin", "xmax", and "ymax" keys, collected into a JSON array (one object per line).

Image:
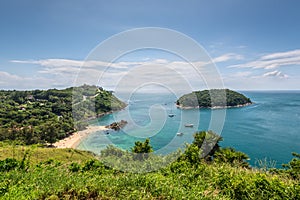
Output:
[
  {"xmin": 0, "ymin": 85, "xmax": 125, "ymax": 145},
  {"xmin": 0, "ymin": 142, "xmax": 300, "ymax": 199},
  {"xmin": 179, "ymin": 143, "xmax": 202, "ymax": 164},
  {"xmin": 100, "ymin": 141, "xmax": 178, "ymax": 173},
  {"xmin": 273, "ymin": 152, "xmax": 300, "ymax": 180},
  {"xmin": 180, "ymin": 131, "xmax": 222, "ymax": 163},
  {"xmin": 214, "ymin": 147, "xmax": 250, "ymax": 168},
  {"xmin": 177, "ymin": 89, "xmax": 252, "ymax": 108},
  {"xmin": 0, "ymin": 150, "xmax": 30, "ymax": 172},
  {"xmin": 193, "ymin": 130, "xmax": 222, "ymax": 161},
  {"xmin": 0, "ymin": 158, "xmax": 19, "ymax": 172},
  {"xmin": 0, "ymin": 142, "xmax": 95, "ymax": 164},
  {"xmin": 131, "ymin": 138, "xmax": 153, "ymax": 160},
  {"xmin": 101, "ymin": 144, "xmax": 125, "ymax": 157},
  {"xmin": 68, "ymin": 162, "xmax": 81, "ymax": 172},
  {"xmin": 180, "ymin": 131, "xmax": 249, "ymax": 169}
]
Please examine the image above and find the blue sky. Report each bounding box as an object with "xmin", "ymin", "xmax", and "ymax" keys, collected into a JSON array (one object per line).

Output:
[{"xmin": 1, "ymin": 0, "xmax": 300, "ymax": 90}]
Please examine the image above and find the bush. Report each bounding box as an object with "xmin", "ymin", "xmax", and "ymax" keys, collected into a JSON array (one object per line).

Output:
[
  {"xmin": 214, "ymin": 147, "xmax": 249, "ymax": 168},
  {"xmin": 0, "ymin": 158, "xmax": 19, "ymax": 172},
  {"xmin": 69, "ymin": 162, "xmax": 80, "ymax": 172},
  {"xmin": 131, "ymin": 138, "xmax": 153, "ymax": 160}
]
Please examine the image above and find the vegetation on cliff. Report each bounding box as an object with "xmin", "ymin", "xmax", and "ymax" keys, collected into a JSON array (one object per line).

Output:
[
  {"xmin": 177, "ymin": 89, "xmax": 252, "ymax": 108},
  {"xmin": 0, "ymin": 131, "xmax": 299, "ymax": 199},
  {"xmin": 0, "ymin": 85, "xmax": 126, "ymax": 145}
]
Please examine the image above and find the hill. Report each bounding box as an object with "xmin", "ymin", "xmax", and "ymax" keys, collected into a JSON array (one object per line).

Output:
[
  {"xmin": 0, "ymin": 85, "xmax": 126, "ymax": 145},
  {"xmin": 177, "ymin": 89, "xmax": 252, "ymax": 109},
  {"xmin": 0, "ymin": 132, "xmax": 299, "ymax": 199}
]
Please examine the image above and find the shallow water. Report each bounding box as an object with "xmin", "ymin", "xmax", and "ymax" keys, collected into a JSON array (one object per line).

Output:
[{"xmin": 78, "ymin": 91, "xmax": 300, "ymax": 167}]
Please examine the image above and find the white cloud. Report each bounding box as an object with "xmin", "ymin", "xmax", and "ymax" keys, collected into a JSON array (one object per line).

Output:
[
  {"xmin": 263, "ymin": 70, "xmax": 288, "ymax": 78},
  {"xmin": 261, "ymin": 49, "xmax": 300, "ymax": 60},
  {"xmin": 229, "ymin": 49, "xmax": 300, "ymax": 70},
  {"xmin": 0, "ymin": 71, "xmax": 22, "ymax": 83},
  {"xmin": 0, "ymin": 71, "xmax": 66, "ymax": 89},
  {"xmin": 4, "ymin": 50, "xmax": 299, "ymax": 90},
  {"xmin": 11, "ymin": 59, "xmax": 129, "ymax": 69},
  {"xmin": 8, "ymin": 55, "xmax": 231, "ymax": 91},
  {"xmin": 11, "ymin": 59, "xmax": 83, "ymax": 67},
  {"xmin": 11, "ymin": 52, "xmax": 240, "ymax": 71},
  {"xmin": 212, "ymin": 53, "xmax": 244, "ymax": 63}
]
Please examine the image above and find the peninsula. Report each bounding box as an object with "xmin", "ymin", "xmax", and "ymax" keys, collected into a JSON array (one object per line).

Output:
[{"xmin": 0, "ymin": 85, "xmax": 126, "ymax": 146}]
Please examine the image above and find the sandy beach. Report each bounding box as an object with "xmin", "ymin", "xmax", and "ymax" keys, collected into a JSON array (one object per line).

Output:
[{"xmin": 53, "ymin": 125, "xmax": 108, "ymax": 148}]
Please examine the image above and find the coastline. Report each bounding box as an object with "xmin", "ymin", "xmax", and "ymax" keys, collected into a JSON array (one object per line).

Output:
[
  {"xmin": 176, "ymin": 102, "xmax": 253, "ymax": 110},
  {"xmin": 53, "ymin": 125, "xmax": 108, "ymax": 149},
  {"xmin": 53, "ymin": 105, "xmax": 127, "ymax": 149}
]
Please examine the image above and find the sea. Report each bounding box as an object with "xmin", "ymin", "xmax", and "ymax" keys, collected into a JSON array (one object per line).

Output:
[{"xmin": 77, "ymin": 91, "xmax": 300, "ymax": 168}]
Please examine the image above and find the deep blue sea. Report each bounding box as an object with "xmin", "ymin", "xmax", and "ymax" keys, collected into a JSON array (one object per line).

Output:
[{"xmin": 77, "ymin": 91, "xmax": 300, "ymax": 168}]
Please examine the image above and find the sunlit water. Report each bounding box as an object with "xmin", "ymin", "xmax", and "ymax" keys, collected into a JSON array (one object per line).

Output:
[{"xmin": 77, "ymin": 91, "xmax": 300, "ymax": 167}]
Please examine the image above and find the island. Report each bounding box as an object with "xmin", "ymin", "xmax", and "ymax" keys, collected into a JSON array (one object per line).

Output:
[{"xmin": 176, "ymin": 89, "xmax": 252, "ymax": 109}]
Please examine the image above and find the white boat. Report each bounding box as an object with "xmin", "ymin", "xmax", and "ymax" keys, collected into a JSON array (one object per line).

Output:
[
  {"xmin": 176, "ymin": 132, "xmax": 183, "ymax": 136},
  {"xmin": 184, "ymin": 124, "xmax": 194, "ymax": 127},
  {"xmin": 168, "ymin": 113, "xmax": 175, "ymax": 117}
]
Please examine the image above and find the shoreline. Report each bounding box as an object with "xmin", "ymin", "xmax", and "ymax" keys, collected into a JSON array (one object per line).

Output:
[
  {"xmin": 53, "ymin": 106, "xmax": 127, "ymax": 149},
  {"xmin": 53, "ymin": 125, "xmax": 108, "ymax": 149},
  {"xmin": 176, "ymin": 102, "xmax": 253, "ymax": 110}
]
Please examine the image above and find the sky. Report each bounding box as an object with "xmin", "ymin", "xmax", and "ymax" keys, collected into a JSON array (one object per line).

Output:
[{"xmin": 1, "ymin": 0, "xmax": 300, "ymax": 91}]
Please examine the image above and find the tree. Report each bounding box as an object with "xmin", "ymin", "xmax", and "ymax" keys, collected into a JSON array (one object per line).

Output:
[
  {"xmin": 131, "ymin": 138, "xmax": 153, "ymax": 160},
  {"xmin": 214, "ymin": 147, "xmax": 249, "ymax": 168},
  {"xmin": 41, "ymin": 123, "xmax": 58, "ymax": 145},
  {"xmin": 180, "ymin": 143, "xmax": 202, "ymax": 164},
  {"xmin": 282, "ymin": 152, "xmax": 300, "ymax": 179},
  {"xmin": 179, "ymin": 130, "xmax": 223, "ymax": 164},
  {"xmin": 193, "ymin": 131, "xmax": 222, "ymax": 161}
]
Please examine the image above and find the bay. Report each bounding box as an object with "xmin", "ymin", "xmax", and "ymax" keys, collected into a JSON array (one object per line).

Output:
[{"xmin": 77, "ymin": 91, "xmax": 300, "ymax": 168}]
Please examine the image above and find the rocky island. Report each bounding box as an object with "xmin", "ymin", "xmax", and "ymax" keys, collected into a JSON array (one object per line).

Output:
[
  {"xmin": 176, "ymin": 89, "xmax": 252, "ymax": 109},
  {"xmin": 105, "ymin": 120, "xmax": 128, "ymax": 131}
]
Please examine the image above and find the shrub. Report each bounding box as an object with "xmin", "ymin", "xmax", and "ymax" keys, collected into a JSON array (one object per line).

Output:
[
  {"xmin": 214, "ymin": 147, "xmax": 249, "ymax": 168},
  {"xmin": 0, "ymin": 158, "xmax": 19, "ymax": 172}
]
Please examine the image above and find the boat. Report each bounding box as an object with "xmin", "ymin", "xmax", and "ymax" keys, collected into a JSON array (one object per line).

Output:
[
  {"xmin": 168, "ymin": 107, "xmax": 175, "ymax": 117},
  {"xmin": 176, "ymin": 132, "xmax": 184, "ymax": 136},
  {"xmin": 184, "ymin": 124, "xmax": 194, "ymax": 127}
]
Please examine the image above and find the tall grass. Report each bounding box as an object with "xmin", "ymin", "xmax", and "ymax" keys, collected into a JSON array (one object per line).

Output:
[{"xmin": 0, "ymin": 146, "xmax": 299, "ymax": 199}]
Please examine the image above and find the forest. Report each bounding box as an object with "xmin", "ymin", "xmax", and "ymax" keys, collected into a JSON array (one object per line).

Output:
[
  {"xmin": 177, "ymin": 89, "xmax": 252, "ymax": 108},
  {"xmin": 0, "ymin": 85, "xmax": 126, "ymax": 145}
]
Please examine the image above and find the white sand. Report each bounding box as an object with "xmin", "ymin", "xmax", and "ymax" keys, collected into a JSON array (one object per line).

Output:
[{"xmin": 53, "ymin": 125, "xmax": 108, "ymax": 148}]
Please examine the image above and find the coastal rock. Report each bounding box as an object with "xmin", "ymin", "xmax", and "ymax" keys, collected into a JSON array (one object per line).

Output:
[{"xmin": 105, "ymin": 120, "xmax": 128, "ymax": 131}]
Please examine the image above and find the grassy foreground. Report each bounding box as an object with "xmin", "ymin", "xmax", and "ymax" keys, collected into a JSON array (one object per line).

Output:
[{"xmin": 0, "ymin": 142, "xmax": 299, "ymax": 199}]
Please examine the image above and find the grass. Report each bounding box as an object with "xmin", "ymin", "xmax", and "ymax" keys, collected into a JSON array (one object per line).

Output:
[
  {"xmin": 0, "ymin": 142, "xmax": 95, "ymax": 164},
  {"xmin": 0, "ymin": 142, "xmax": 299, "ymax": 199}
]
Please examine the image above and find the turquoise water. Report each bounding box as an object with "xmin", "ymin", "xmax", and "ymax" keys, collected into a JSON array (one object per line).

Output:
[{"xmin": 77, "ymin": 91, "xmax": 300, "ymax": 167}]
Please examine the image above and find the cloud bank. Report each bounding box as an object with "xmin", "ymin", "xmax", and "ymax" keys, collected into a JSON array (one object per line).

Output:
[{"xmin": 2, "ymin": 50, "xmax": 299, "ymax": 90}]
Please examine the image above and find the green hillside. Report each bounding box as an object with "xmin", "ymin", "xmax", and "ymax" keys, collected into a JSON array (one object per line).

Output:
[
  {"xmin": 0, "ymin": 131, "xmax": 299, "ymax": 199},
  {"xmin": 177, "ymin": 89, "xmax": 252, "ymax": 108},
  {"xmin": 0, "ymin": 85, "xmax": 126, "ymax": 145}
]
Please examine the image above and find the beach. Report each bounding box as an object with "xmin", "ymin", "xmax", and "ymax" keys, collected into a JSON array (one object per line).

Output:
[{"xmin": 53, "ymin": 125, "xmax": 108, "ymax": 148}]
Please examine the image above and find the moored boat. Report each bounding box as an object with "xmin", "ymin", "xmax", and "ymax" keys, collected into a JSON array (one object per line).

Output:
[{"xmin": 184, "ymin": 124, "xmax": 194, "ymax": 127}]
